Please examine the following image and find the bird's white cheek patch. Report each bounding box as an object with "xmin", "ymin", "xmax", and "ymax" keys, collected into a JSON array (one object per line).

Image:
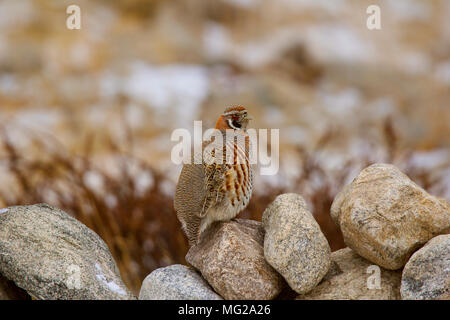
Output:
[{"xmin": 0, "ymin": 208, "xmax": 9, "ymax": 214}]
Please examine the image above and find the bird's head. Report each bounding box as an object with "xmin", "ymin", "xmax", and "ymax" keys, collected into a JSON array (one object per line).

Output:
[{"xmin": 215, "ymin": 106, "xmax": 252, "ymax": 131}]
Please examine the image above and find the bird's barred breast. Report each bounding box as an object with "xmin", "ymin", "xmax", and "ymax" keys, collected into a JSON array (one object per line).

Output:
[{"xmin": 224, "ymin": 138, "xmax": 252, "ymax": 208}]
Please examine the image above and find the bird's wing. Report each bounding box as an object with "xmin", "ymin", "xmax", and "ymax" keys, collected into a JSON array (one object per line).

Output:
[
  {"xmin": 173, "ymin": 161, "xmax": 205, "ymax": 245},
  {"xmin": 174, "ymin": 162, "xmax": 207, "ymax": 219},
  {"xmin": 200, "ymin": 162, "xmax": 227, "ymax": 217}
]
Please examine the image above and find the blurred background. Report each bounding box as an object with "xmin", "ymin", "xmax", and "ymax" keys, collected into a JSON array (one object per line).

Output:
[{"xmin": 0, "ymin": 0, "xmax": 449, "ymax": 295}]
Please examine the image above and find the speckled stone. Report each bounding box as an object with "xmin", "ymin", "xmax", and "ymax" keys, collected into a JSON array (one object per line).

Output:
[
  {"xmin": 186, "ymin": 219, "xmax": 284, "ymax": 300},
  {"xmin": 0, "ymin": 204, "xmax": 135, "ymax": 300},
  {"xmin": 331, "ymin": 163, "xmax": 450, "ymax": 270},
  {"xmin": 262, "ymin": 193, "xmax": 331, "ymax": 294},
  {"xmin": 297, "ymin": 248, "xmax": 402, "ymax": 300},
  {"xmin": 139, "ymin": 264, "xmax": 222, "ymax": 300},
  {"xmin": 401, "ymin": 235, "xmax": 450, "ymax": 300}
]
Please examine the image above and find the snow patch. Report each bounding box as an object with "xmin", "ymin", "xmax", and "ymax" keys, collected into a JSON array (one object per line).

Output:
[
  {"xmin": 429, "ymin": 168, "xmax": 450, "ymax": 201},
  {"xmin": 94, "ymin": 263, "xmax": 127, "ymax": 296},
  {"xmin": 203, "ymin": 23, "xmax": 232, "ymax": 60},
  {"xmin": 236, "ymin": 28, "xmax": 304, "ymax": 68},
  {"xmin": 134, "ymin": 171, "xmax": 154, "ymax": 195},
  {"xmin": 83, "ymin": 171, "xmax": 104, "ymax": 191},
  {"xmin": 305, "ymin": 25, "xmax": 373, "ymax": 63},
  {"xmin": 100, "ymin": 62, "xmax": 210, "ymax": 127},
  {"xmin": 320, "ymin": 87, "xmax": 362, "ymax": 116},
  {"xmin": 0, "ymin": 74, "xmax": 19, "ymax": 95},
  {"xmin": 408, "ymin": 150, "xmax": 450, "ymax": 170}
]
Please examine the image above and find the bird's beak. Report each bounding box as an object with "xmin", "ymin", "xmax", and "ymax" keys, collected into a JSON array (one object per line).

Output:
[{"xmin": 245, "ymin": 114, "xmax": 253, "ymax": 121}]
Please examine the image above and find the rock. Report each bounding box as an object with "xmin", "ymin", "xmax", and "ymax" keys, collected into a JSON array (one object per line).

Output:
[
  {"xmin": 297, "ymin": 248, "xmax": 402, "ymax": 300},
  {"xmin": 0, "ymin": 273, "xmax": 30, "ymax": 300},
  {"xmin": 186, "ymin": 219, "xmax": 284, "ymax": 300},
  {"xmin": 0, "ymin": 204, "xmax": 135, "ymax": 300},
  {"xmin": 331, "ymin": 163, "xmax": 450, "ymax": 270},
  {"xmin": 139, "ymin": 264, "xmax": 222, "ymax": 300},
  {"xmin": 262, "ymin": 193, "xmax": 331, "ymax": 294},
  {"xmin": 401, "ymin": 235, "xmax": 450, "ymax": 300}
]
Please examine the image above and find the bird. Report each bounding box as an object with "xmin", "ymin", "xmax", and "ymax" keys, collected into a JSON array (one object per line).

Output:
[{"xmin": 174, "ymin": 106, "xmax": 254, "ymax": 246}]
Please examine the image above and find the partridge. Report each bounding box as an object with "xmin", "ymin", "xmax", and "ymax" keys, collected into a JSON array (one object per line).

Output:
[{"xmin": 174, "ymin": 106, "xmax": 253, "ymax": 246}]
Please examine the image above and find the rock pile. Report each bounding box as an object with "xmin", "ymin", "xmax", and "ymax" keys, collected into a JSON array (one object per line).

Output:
[{"xmin": 0, "ymin": 163, "xmax": 448, "ymax": 300}]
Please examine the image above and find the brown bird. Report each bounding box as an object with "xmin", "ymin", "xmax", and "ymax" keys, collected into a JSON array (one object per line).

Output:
[{"xmin": 174, "ymin": 106, "xmax": 253, "ymax": 246}]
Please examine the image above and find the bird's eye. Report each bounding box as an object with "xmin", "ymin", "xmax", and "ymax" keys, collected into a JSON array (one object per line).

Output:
[{"xmin": 232, "ymin": 120, "xmax": 241, "ymax": 129}]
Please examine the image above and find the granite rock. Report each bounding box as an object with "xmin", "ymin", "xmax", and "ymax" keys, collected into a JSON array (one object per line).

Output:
[
  {"xmin": 139, "ymin": 264, "xmax": 222, "ymax": 300},
  {"xmin": 297, "ymin": 248, "xmax": 402, "ymax": 300},
  {"xmin": 186, "ymin": 219, "xmax": 284, "ymax": 300},
  {"xmin": 331, "ymin": 164, "xmax": 450, "ymax": 269},
  {"xmin": 262, "ymin": 193, "xmax": 331, "ymax": 294},
  {"xmin": 401, "ymin": 234, "xmax": 450, "ymax": 300},
  {"xmin": 0, "ymin": 204, "xmax": 135, "ymax": 300}
]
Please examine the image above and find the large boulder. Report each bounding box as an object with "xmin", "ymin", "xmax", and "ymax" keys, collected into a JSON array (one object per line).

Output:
[
  {"xmin": 0, "ymin": 204, "xmax": 135, "ymax": 300},
  {"xmin": 331, "ymin": 163, "xmax": 450, "ymax": 270},
  {"xmin": 297, "ymin": 248, "xmax": 402, "ymax": 300},
  {"xmin": 401, "ymin": 235, "xmax": 450, "ymax": 300},
  {"xmin": 262, "ymin": 193, "xmax": 331, "ymax": 294},
  {"xmin": 186, "ymin": 219, "xmax": 284, "ymax": 300},
  {"xmin": 139, "ymin": 264, "xmax": 222, "ymax": 300}
]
